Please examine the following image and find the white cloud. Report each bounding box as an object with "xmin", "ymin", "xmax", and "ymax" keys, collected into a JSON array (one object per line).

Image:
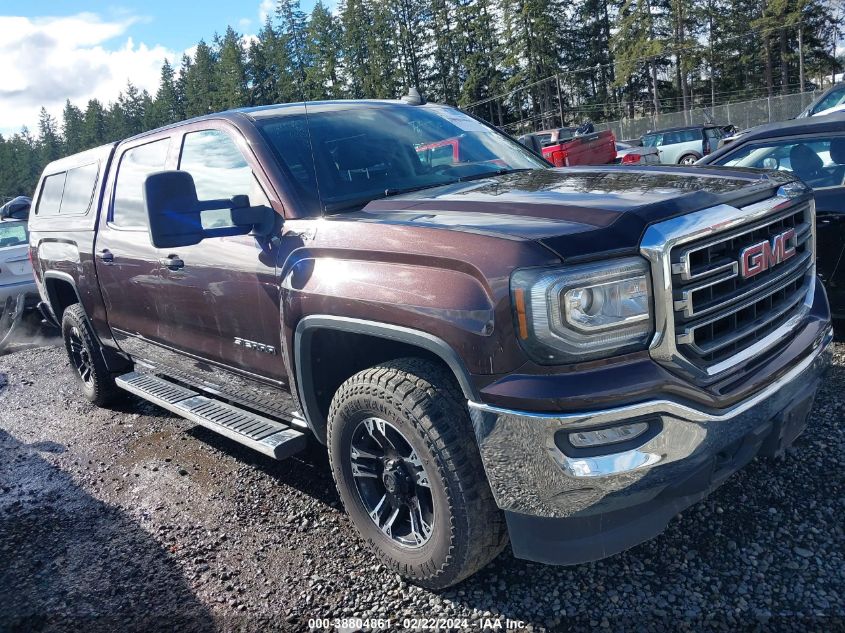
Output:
[
  {"xmin": 258, "ymin": 0, "xmax": 275, "ymax": 24},
  {"xmin": 0, "ymin": 13, "xmax": 178, "ymax": 136}
]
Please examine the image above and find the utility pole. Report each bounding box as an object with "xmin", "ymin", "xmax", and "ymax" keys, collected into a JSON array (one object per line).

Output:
[
  {"xmin": 798, "ymin": 22, "xmax": 805, "ymax": 92},
  {"xmin": 556, "ymin": 73, "xmax": 565, "ymax": 127}
]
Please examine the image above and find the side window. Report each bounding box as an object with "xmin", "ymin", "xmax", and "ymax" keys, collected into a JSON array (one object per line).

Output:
[
  {"xmin": 716, "ymin": 137, "xmax": 845, "ymax": 189},
  {"xmin": 36, "ymin": 172, "xmax": 67, "ymax": 216},
  {"xmin": 179, "ymin": 129, "xmax": 270, "ymax": 229},
  {"xmin": 113, "ymin": 138, "xmax": 171, "ymax": 228},
  {"xmin": 812, "ymin": 88, "xmax": 845, "ymax": 114},
  {"xmin": 685, "ymin": 129, "xmax": 702, "ymax": 142},
  {"xmin": 60, "ymin": 163, "xmax": 99, "ymax": 215}
]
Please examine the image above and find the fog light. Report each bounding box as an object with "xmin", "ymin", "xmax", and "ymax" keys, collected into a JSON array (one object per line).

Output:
[{"xmin": 569, "ymin": 422, "xmax": 649, "ymax": 448}]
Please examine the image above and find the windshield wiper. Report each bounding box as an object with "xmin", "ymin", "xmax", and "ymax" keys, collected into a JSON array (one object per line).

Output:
[
  {"xmin": 323, "ymin": 169, "xmax": 532, "ymax": 214},
  {"xmin": 455, "ymin": 167, "xmax": 532, "ymax": 183}
]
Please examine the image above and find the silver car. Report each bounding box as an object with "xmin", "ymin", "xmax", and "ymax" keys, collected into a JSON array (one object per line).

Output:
[
  {"xmin": 641, "ymin": 125, "xmax": 724, "ymax": 165},
  {"xmin": 0, "ymin": 218, "xmax": 36, "ymax": 306}
]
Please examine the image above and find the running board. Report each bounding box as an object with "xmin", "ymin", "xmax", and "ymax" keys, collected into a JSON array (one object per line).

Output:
[{"xmin": 115, "ymin": 372, "xmax": 307, "ymax": 460}]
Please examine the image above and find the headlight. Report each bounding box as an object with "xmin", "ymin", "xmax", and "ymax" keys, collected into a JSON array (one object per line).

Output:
[{"xmin": 511, "ymin": 257, "xmax": 653, "ymax": 364}]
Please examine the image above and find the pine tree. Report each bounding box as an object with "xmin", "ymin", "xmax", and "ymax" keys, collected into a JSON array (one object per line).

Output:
[
  {"xmin": 457, "ymin": 0, "xmax": 504, "ymax": 114},
  {"xmin": 37, "ymin": 108, "xmax": 62, "ymax": 166},
  {"xmin": 215, "ymin": 27, "xmax": 249, "ymax": 110},
  {"xmin": 61, "ymin": 101, "xmax": 86, "ymax": 154},
  {"xmin": 611, "ymin": 0, "xmax": 664, "ymax": 115},
  {"xmin": 392, "ymin": 0, "xmax": 428, "ymax": 93},
  {"xmin": 150, "ymin": 59, "xmax": 182, "ymax": 127},
  {"xmin": 81, "ymin": 100, "xmax": 107, "ymax": 149},
  {"xmin": 304, "ymin": 1, "xmax": 342, "ymax": 99},
  {"xmin": 185, "ymin": 40, "xmax": 218, "ymax": 116},
  {"xmin": 118, "ymin": 82, "xmax": 148, "ymax": 136},
  {"xmin": 277, "ymin": 0, "xmax": 310, "ymax": 91},
  {"xmin": 339, "ymin": 0, "xmax": 372, "ymax": 98},
  {"xmin": 365, "ymin": 0, "xmax": 402, "ymax": 98}
]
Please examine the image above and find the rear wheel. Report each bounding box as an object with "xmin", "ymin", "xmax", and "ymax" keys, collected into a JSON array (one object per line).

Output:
[
  {"xmin": 61, "ymin": 304, "xmax": 119, "ymax": 406},
  {"xmin": 328, "ymin": 358, "xmax": 507, "ymax": 589}
]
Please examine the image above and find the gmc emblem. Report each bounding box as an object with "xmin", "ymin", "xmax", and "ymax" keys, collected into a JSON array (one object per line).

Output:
[{"xmin": 739, "ymin": 228, "xmax": 797, "ymax": 279}]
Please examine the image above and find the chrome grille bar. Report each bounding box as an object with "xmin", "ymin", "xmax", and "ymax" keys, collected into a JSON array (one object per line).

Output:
[{"xmin": 641, "ymin": 186, "xmax": 816, "ymax": 382}]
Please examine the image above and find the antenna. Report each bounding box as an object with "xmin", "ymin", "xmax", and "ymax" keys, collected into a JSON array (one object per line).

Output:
[
  {"xmin": 402, "ymin": 87, "xmax": 426, "ymax": 106},
  {"xmin": 301, "ymin": 101, "xmax": 326, "ymax": 215}
]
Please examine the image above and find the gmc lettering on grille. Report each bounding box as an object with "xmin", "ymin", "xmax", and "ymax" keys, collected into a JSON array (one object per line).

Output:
[{"xmin": 739, "ymin": 228, "xmax": 797, "ymax": 279}]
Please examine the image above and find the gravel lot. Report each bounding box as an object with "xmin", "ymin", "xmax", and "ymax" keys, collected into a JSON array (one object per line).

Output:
[{"xmin": 0, "ymin": 334, "xmax": 843, "ymax": 632}]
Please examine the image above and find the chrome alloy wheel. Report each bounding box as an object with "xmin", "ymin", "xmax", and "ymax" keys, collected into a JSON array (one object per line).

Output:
[{"xmin": 349, "ymin": 417, "xmax": 435, "ymax": 548}]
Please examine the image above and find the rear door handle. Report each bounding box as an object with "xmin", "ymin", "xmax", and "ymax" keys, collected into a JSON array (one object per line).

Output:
[
  {"xmin": 98, "ymin": 249, "xmax": 114, "ymax": 264},
  {"xmin": 159, "ymin": 255, "xmax": 185, "ymax": 270}
]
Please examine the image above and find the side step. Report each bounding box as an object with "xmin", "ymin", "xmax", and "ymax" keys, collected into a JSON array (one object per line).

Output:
[{"xmin": 115, "ymin": 372, "xmax": 307, "ymax": 460}]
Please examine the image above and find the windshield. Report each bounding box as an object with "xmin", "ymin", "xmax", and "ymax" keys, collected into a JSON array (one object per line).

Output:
[
  {"xmin": 257, "ymin": 104, "xmax": 548, "ymax": 214},
  {"xmin": 0, "ymin": 220, "xmax": 28, "ymax": 248}
]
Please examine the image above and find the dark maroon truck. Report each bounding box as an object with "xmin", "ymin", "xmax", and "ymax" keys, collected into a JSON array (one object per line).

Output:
[{"xmin": 28, "ymin": 97, "xmax": 833, "ymax": 589}]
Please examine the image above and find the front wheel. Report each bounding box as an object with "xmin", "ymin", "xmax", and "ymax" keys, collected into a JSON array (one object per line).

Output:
[
  {"xmin": 61, "ymin": 304, "xmax": 120, "ymax": 406},
  {"xmin": 679, "ymin": 153, "xmax": 699, "ymax": 165},
  {"xmin": 328, "ymin": 358, "xmax": 507, "ymax": 589}
]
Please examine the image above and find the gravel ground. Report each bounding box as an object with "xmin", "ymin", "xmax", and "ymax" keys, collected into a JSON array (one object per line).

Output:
[{"xmin": 0, "ymin": 338, "xmax": 843, "ymax": 632}]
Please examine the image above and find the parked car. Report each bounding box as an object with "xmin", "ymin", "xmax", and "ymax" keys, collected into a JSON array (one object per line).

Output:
[
  {"xmin": 796, "ymin": 82, "xmax": 845, "ymax": 118},
  {"xmin": 613, "ymin": 142, "xmax": 659, "ymax": 165},
  {"xmin": 699, "ymin": 111, "xmax": 845, "ymax": 319},
  {"xmin": 520, "ymin": 126, "xmax": 617, "ymax": 166},
  {"xmin": 641, "ymin": 124, "xmax": 724, "ymax": 164},
  {"xmin": 0, "ymin": 197, "xmax": 37, "ymax": 308},
  {"xmin": 29, "ymin": 97, "xmax": 832, "ymax": 589}
]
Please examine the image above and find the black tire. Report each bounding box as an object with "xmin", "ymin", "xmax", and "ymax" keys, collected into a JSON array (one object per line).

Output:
[
  {"xmin": 679, "ymin": 153, "xmax": 699, "ymax": 165},
  {"xmin": 328, "ymin": 358, "xmax": 507, "ymax": 590},
  {"xmin": 61, "ymin": 304, "xmax": 119, "ymax": 406}
]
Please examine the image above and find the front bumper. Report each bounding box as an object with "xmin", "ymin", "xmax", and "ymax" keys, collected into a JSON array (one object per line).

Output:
[{"xmin": 468, "ymin": 325, "xmax": 833, "ymax": 565}]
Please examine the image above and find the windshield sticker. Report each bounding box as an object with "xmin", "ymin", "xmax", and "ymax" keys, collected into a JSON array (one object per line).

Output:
[{"xmin": 431, "ymin": 107, "xmax": 488, "ymax": 133}]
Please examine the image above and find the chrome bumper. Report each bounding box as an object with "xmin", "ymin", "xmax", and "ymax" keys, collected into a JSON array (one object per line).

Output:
[{"xmin": 468, "ymin": 326, "xmax": 833, "ymax": 520}]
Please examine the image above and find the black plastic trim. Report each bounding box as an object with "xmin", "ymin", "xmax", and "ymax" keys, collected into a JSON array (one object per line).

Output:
[{"xmin": 294, "ymin": 315, "xmax": 478, "ymax": 443}]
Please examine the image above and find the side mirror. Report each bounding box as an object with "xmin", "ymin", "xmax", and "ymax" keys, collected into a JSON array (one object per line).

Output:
[
  {"xmin": 143, "ymin": 171, "xmax": 274, "ymax": 248},
  {"xmin": 0, "ymin": 196, "xmax": 32, "ymax": 221}
]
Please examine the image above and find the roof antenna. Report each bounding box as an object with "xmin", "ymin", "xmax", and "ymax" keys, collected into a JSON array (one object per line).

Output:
[{"xmin": 401, "ymin": 87, "xmax": 426, "ymax": 106}]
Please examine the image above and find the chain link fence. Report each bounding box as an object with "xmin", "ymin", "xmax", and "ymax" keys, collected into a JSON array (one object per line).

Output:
[{"xmin": 594, "ymin": 91, "xmax": 821, "ymax": 141}]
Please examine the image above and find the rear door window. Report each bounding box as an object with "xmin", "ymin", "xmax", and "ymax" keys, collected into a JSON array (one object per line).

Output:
[
  {"xmin": 37, "ymin": 172, "xmax": 67, "ymax": 216},
  {"xmin": 0, "ymin": 221, "xmax": 28, "ymax": 247},
  {"xmin": 60, "ymin": 163, "xmax": 99, "ymax": 215},
  {"xmin": 681, "ymin": 129, "xmax": 701, "ymax": 143},
  {"xmin": 112, "ymin": 138, "xmax": 171, "ymax": 229}
]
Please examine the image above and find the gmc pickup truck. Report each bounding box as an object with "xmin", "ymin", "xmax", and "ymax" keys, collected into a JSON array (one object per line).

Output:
[{"xmin": 29, "ymin": 97, "xmax": 833, "ymax": 590}]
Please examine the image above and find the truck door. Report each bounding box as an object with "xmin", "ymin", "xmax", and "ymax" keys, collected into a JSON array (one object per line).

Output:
[
  {"xmin": 154, "ymin": 126, "xmax": 287, "ymax": 388},
  {"xmin": 94, "ymin": 136, "xmax": 171, "ymax": 360}
]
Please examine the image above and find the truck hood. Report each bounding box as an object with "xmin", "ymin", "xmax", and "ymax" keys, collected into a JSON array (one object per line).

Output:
[{"xmin": 351, "ymin": 166, "xmax": 796, "ymax": 259}]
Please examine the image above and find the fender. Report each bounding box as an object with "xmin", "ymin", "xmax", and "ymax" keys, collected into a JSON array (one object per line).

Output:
[
  {"xmin": 42, "ymin": 270, "xmax": 129, "ymax": 372},
  {"xmin": 294, "ymin": 315, "xmax": 480, "ymax": 442}
]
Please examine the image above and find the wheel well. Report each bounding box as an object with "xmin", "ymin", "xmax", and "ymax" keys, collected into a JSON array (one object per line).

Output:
[
  {"xmin": 301, "ymin": 328, "xmax": 461, "ymax": 443},
  {"xmin": 44, "ymin": 277, "xmax": 80, "ymax": 321}
]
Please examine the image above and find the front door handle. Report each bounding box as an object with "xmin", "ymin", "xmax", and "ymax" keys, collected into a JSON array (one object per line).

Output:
[
  {"xmin": 98, "ymin": 249, "xmax": 114, "ymax": 264},
  {"xmin": 159, "ymin": 255, "xmax": 185, "ymax": 270}
]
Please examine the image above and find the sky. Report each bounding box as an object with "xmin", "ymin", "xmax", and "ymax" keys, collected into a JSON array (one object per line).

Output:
[{"xmin": 0, "ymin": 1, "xmax": 332, "ymax": 137}]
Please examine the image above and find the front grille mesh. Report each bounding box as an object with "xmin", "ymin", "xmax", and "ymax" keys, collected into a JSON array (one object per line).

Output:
[{"xmin": 670, "ymin": 201, "xmax": 813, "ymax": 367}]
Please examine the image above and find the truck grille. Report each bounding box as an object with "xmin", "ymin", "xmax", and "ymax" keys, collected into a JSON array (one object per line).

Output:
[{"xmin": 669, "ymin": 201, "xmax": 814, "ymax": 368}]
